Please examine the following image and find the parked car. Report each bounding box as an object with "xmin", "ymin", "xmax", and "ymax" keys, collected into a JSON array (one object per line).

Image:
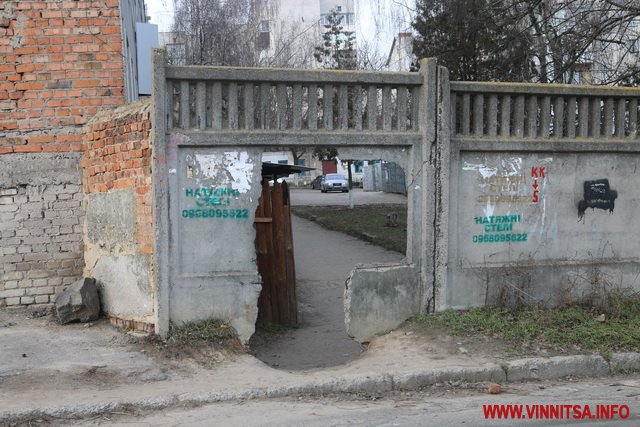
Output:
[
  {"xmin": 321, "ymin": 174, "xmax": 349, "ymax": 193},
  {"xmin": 310, "ymin": 175, "xmax": 324, "ymax": 190}
]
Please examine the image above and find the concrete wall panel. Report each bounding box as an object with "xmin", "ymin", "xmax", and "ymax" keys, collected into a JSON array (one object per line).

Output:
[
  {"xmin": 345, "ymin": 264, "xmax": 420, "ymax": 343},
  {"xmin": 444, "ymin": 151, "xmax": 640, "ymax": 310}
]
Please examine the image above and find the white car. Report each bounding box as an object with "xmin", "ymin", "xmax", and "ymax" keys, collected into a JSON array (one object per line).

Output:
[{"xmin": 321, "ymin": 174, "xmax": 349, "ymax": 193}]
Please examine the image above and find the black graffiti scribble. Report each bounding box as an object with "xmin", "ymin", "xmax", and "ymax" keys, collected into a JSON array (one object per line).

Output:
[{"xmin": 578, "ymin": 179, "xmax": 618, "ymax": 221}]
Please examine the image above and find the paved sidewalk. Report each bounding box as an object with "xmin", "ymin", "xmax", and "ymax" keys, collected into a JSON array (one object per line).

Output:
[{"xmin": 2, "ymin": 303, "xmax": 640, "ymax": 423}]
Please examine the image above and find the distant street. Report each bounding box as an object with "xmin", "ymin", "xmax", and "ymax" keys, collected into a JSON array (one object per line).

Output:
[
  {"xmin": 85, "ymin": 375, "xmax": 640, "ymax": 426},
  {"xmin": 290, "ymin": 188, "xmax": 407, "ymax": 207}
]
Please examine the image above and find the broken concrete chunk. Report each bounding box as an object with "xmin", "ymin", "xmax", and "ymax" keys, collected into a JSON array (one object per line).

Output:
[{"xmin": 55, "ymin": 278, "xmax": 101, "ymax": 324}]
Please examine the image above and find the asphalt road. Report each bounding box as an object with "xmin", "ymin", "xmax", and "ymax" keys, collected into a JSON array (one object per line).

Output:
[
  {"xmin": 290, "ymin": 188, "xmax": 407, "ymax": 207},
  {"xmin": 81, "ymin": 375, "xmax": 640, "ymax": 426}
]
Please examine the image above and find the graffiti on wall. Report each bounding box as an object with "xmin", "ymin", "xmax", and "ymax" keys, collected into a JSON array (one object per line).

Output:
[
  {"xmin": 578, "ymin": 179, "xmax": 618, "ymax": 221},
  {"xmin": 472, "ymin": 214, "xmax": 528, "ymax": 243},
  {"xmin": 181, "ymin": 151, "xmax": 255, "ymax": 220},
  {"xmin": 463, "ymin": 156, "xmax": 552, "ymax": 244}
]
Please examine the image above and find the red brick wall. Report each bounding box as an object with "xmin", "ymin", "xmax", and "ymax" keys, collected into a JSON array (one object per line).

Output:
[
  {"xmin": 83, "ymin": 100, "xmax": 153, "ymax": 254},
  {"xmin": 0, "ymin": 0, "xmax": 126, "ymax": 153}
]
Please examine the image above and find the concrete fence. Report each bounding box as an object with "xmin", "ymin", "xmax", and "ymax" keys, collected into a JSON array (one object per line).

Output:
[{"xmin": 148, "ymin": 49, "xmax": 640, "ymax": 342}]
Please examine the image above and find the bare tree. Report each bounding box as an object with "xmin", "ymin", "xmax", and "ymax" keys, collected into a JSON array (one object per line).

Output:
[{"xmin": 412, "ymin": 0, "xmax": 640, "ymax": 85}]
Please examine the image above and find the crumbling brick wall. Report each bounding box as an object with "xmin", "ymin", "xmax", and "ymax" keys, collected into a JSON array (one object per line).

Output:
[
  {"xmin": 0, "ymin": 0, "xmax": 125, "ymax": 151},
  {"xmin": 0, "ymin": 0, "xmax": 128, "ymax": 307},
  {"xmin": 83, "ymin": 99, "xmax": 154, "ymax": 325}
]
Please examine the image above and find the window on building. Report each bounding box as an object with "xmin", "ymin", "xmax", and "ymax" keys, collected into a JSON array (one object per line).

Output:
[
  {"xmin": 259, "ymin": 20, "xmax": 269, "ymax": 33},
  {"xmin": 295, "ymin": 159, "xmax": 306, "ymax": 176},
  {"xmin": 353, "ymin": 160, "xmax": 363, "ymax": 173}
]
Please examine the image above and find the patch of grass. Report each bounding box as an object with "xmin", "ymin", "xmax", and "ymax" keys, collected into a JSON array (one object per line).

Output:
[
  {"xmin": 292, "ymin": 205, "xmax": 407, "ymax": 253},
  {"xmin": 163, "ymin": 318, "xmax": 244, "ymax": 352},
  {"xmin": 414, "ymin": 299, "xmax": 640, "ymax": 356}
]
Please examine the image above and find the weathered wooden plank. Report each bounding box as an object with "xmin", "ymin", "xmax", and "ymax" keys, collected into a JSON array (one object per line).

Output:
[
  {"xmin": 323, "ymin": 84, "xmax": 333, "ymax": 130},
  {"xmin": 540, "ymin": 96, "xmax": 551, "ymax": 138},
  {"xmin": 367, "ymin": 85, "xmax": 377, "ymax": 130},
  {"xmin": 339, "ymin": 84, "xmax": 349, "ymax": 130},
  {"xmin": 179, "ymin": 81, "xmax": 189, "ymax": 129},
  {"xmin": 397, "ymin": 86, "xmax": 408, "ymax": 132},
  {"xmin": 271, "ymin": 183, "xmax": 287, "ymax": 324},
  {"xmin": 292, "ymin": 84, "xmax": 302, "ymax": 130},
  {"xmin": 212, "ymin": 82, "xmax": 222, "ymax": 130},
  {"xmin": 308, "ymin": 84, "xmax": 318, "ymax": 130},
  {"xmin": 228, "ymin": 82, "xmax": 238, "ymax": 129},
  {"xmin": 281, "ymin": 181, "xmax": 297, "ymax": 326},
  {"xmin": 472, "ymin": 94, "xmax": 484, "ymax": 136}
]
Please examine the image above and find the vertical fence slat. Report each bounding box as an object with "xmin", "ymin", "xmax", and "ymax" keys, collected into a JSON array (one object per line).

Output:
[
  {"xmin": 616, "ymin": 98, "xmax": 625, "ymax": 138},
  {"xmin": 514, "ymin": 95, "xmax": 525, "ymax": 138},
  {"xmin": 540, "ymin": 96, "xmax": 551, "ymax": 138},
  {"xmin": 212, "ymin": 82, "xmax": 222, "ymax": 130},
  {"xmin": 461, "ymin": 93, "xmax": 471, "ymax": 135},
  {"xmin": 367, "ymin": 85, "xmax": 377, "ymax": 130},
  {"xmin": 244, "ymin": 83, "xmax": 254, "ymax": 130},
  {"xmin": 339, "ymin": 84, "xmax": 349, "ymax": 130},
  {"xmin": 276, "ymin": 83, "xmax": 287, "ymax": 130},
  {"xmin": 166, "ymin": 80, "xmax": 173, "ymax": 129},
  {"xmin": 382, "ymin": 86, "xmax": 392, "ymax": 131},
  {"xmin": 450, "ymin": 92, "xmax": 457, "ymax": 135},
  {"xmin": 578, "ymin": 97, "xmax": 589, "ymax": 137},
  {"xmin": 525, "ymin": 95, "xmax": 537, "ymax": 137},
  {"xmin": 354, "ymin": 85, "xmax": 363, "ymax": 131},
  {"xmin": 500, "ymin": 95, "xmax": 510, "ymax": 137},
  {"xmin": 567, "ymin": 96, "xmax": 577, "ymax": 138},
  {"xmin": 472, "ymin": 94, "xmax": 484, "ymax": 136},
  {"xmin": 553, "ymin": 97, "xmax": 564, "ymax": 138},
  {"xmin": 397, "ymin": 86, "xmax": 408, "ymax": 132},
  {"xmin": 228, "ymin": 82, "xmax": 238, "ymax": 129},
  {"xmin": 259, "ymin": 83, "xmax": 269, "ymax": 130},
  {"xmin": 604, "ymin": 97, "xmax": 614, "ymax": 137},
  {"xmin": 196, "ymin": 81, "xmax": 206, "ymax": 130},
  {"xmin": 179, "ymin": 81, "xmax": 189, "ymax": 129},
  {"xmin": 590, "ymin": 98, "xmax": 601, "ymax": 137},
  {"xmin": 487, "ymin": 94, "xmax": 498, "ymax": 137},
  {"xmin": 308, "ymin": 84, "xmax": 318, "ymax": 131},
  {"xmin": 630, "ymin": 99, "xmax": 638, "ymax": 138},
  {"xmin": 412, "ymin": 86, "xmax": 420, "ymax": 131},
  {"xmin": 323, "ymin": 84, "xmax": 333, "ymax": 130},
  {"xmin": 292, "ymin": 84, "xmax": 302, "ymax": 130}
]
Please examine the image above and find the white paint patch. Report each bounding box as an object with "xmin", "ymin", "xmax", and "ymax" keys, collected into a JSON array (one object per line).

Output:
[
  {"xmin": 194, "ymin": 152, "xmax": 254, "ymax": 194},
  {"xmin": 462, "ymin": 162, "xmax": 497, "ymax": 178},
  {"xmin": 169, "ymin": 168, "xmax": 176, "ymax": 174}
]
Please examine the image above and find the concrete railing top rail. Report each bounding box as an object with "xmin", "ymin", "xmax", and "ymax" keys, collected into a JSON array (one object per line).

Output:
[
  {"xmin": 450, "ymin": 81, "xmax": 640, "ymax": 141},
  {"xmin": 163, "ymin": 64, "xmax": 423, "ymax": 135}
]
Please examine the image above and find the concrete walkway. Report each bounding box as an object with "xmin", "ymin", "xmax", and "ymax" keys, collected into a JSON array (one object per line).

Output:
[
  {"xmin": 2, "ymin": 304, "xmax": 640, "ymax": 423},
  {"xmin": 249, "ymin": 215, "xmax": 404, "ymax": 370}
]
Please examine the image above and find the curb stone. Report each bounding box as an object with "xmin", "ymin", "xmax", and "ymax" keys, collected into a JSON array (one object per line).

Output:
[
  {"xmin": 506, "ymin": 355, "xmax": 610, "ymax": 382},
  {"xmin": 1, "ymin": 352, "xmax": 639, "ymax": 424}
]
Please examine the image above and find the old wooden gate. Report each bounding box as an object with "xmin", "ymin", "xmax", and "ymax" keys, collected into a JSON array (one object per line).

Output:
[{"xmin": 254, "ymin": 180, "xmax": 297, "ymax": 326}]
